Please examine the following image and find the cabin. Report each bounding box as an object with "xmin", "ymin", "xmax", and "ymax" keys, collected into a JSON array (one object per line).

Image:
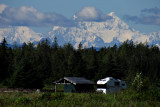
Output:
[
  {"xmin": 53, "ymin": 77, "xmax": 95, "ymax": 93},
  {"xmin": 96, "ymin": 77, "xmax": 127, "ymax": 94}
]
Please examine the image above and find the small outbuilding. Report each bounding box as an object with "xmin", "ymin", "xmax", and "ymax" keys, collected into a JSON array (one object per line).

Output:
[{"xmin": 53, "ymin": 77, "xmax": 94, "ymax": 93}]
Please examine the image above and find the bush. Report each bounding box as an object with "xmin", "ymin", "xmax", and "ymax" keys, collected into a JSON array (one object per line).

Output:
[
  {"xmin": 15, "ymin": 97, "xmax": 31, "ymax": 104},
  {"xmin": 52, "ymin": 93, "xmax": 64, "ymax": 100},
  {"xmin": 0, "ymin": 91, "xmax": 160, "ymax": 106},
  {"xmin": 132, "ymin": 72, "xmax": 144, "ymax": 92},
  {"xmin": 40, "ymin": 92, "xmax": 52, "ymax": 100},
  {"xmin": 0, "ymin": 98, "xmax": 4, "ymax": 107}
]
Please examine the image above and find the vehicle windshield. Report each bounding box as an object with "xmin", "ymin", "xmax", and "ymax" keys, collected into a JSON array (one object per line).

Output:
[{"xmin": 97, "ymin": 84, "xmax": 106, "ymax": 88}]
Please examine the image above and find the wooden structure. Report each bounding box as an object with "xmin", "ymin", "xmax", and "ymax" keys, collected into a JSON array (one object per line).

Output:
[{"xmin": 53, "ymin": 77, "xmax": 94, "ymax": 93}]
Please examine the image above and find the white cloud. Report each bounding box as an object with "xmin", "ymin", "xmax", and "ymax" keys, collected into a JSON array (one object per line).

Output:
[
  {"xmin": 75, "ymin": 6, "xmax": 112, "ymax": 21},
  {"xmin": 0, "ymin": 5, "xmax": 113, "ymax": 27},
  {"xmin": 0, "ymin": 4, "xmax": 73, "ymax": 27},
  {"xmin": 77, "ymin": 7, "xmax": 99, "ymax": 20},
  {"xmin": 0, "ymin": 4, "xmax": 7, "ymax": 14}
]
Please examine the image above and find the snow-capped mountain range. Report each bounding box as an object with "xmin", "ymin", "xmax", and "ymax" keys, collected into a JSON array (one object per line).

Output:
[
  {"xmin": 0, "ymin": 12, "xmax": 160, "ymax": 48},
  {"xmin": 0, "ymin": 26, "xmax": 43, "ymax": 45}
]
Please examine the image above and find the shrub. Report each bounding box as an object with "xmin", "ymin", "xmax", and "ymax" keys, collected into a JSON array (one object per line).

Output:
[
  {"xmin": 40, "ymin": 92, "xmax": 52, "ymax": 100},
  {"xmin": 15, "ymin": 97, "xmax": 31, "ymax": 104},
  {"xmin": 132, "ymin": 72, "xmax": 143, "ymax": 92}
]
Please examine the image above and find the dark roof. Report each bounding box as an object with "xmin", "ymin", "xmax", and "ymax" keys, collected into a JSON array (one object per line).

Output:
[{"xmin": 54, "ymin": 77, "xmax": 94, "ymax": 85}]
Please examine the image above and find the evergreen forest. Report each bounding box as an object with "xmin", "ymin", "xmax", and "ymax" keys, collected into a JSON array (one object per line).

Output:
[{"xmin": 0, "ymin": 37, "xmax": 160, "ymax": 91}]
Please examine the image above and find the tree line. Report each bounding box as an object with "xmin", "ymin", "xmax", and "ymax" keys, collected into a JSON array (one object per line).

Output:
[{"xmin": 0, "ymin": 37, "xmax": 160, "ymax": 90}]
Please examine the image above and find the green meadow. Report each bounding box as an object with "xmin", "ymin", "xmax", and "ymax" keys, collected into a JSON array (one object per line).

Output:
[{"xmin": 0, "ymin": 89, "xmax": 160, "ymax": 107}]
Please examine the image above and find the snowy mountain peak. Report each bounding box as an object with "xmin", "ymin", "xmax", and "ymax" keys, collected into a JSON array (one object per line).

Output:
[
  {"xmin": 108, "ymin": 12, "xmax": 116, "ymax": 17},
  {"xmin": 53, "ymin": 26, "xmax": 61, "ymax": 30},
  {"xmin": 0, "ymin": 12, "xmax": 159, "ymax": 49},
  {"xmin": 15, "ymin": 26, "xmax": 31, "ymax": 31},
  {"xmin": 47, "ymin": 13, "xmax": 151, "ymax": 48},
  {"xmin": 0, "ymin": 26, "xmax": 43, "ymax": 45}
]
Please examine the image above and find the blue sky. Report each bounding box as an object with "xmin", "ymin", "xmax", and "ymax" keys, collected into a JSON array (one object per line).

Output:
[{"xmin": 0, "ymin": 0, "xmax": 160, "ymax": 34}]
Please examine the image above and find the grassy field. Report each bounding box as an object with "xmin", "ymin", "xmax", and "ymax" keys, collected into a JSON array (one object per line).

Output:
[{"xmin": 0, "ymin": 89, "xmax": 160, "ymax": 107}]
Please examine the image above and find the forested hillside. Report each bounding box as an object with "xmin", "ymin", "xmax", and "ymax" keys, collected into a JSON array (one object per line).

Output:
[{"xmin": 0, "ymin": 37, "xmax": 160, "ymax": 91}]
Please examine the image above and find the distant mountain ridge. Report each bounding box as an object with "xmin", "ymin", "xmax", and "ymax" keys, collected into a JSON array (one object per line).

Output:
[
  {"xmin": 0, "ymin": 12, "xmax": 160, "ymax": 48},
  {"xmin": 0, "ymin": 26, "xmax": 43, "ymax": 45}
]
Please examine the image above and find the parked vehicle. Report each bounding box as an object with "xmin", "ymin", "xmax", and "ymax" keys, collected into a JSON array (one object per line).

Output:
[{"xmin": 96, "ymin": 77, "xmax": 126, "ymax": 94}]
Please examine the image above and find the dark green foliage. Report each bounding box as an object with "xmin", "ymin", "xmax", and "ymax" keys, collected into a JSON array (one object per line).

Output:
[
  {"xmin": 40, "ymin": 92, "xmax": 64, "ymax": 101},
  {"xmin": 0, "ymin": 39, "xmax": 160, "ymax": 91},
  {"xmin": 15, "ymin": 97, "xmax": 31, "ymax": 105},
  {"xmin": 11, "ymin": 42, "xmax": 43, "ymax": 88},
  {"xmin": 0, "ymin": 91, "xmax": 160, "ymax": 106},
  {"xmin": 0, "ymin": 38, "xmax": 11, "ymax": 82}
]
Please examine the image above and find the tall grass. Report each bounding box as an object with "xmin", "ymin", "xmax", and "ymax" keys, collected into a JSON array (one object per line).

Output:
[{"xmin": 0, "ymin": 89, "xmax": 160, "ymax": 107}]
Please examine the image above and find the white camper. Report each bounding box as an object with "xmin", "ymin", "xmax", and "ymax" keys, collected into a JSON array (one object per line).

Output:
[{"xmin": 96, "ymin": 77, "xmax": 126, "ymax": 94}]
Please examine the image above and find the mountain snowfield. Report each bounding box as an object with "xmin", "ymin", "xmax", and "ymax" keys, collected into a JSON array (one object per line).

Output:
[
  {"xmin": 0, "ymin": 26, "xmax": 43, "ymax": 45},
  {"xmin": 0, "ymin": 12, "xmax": 160, "ymax": 48}
]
